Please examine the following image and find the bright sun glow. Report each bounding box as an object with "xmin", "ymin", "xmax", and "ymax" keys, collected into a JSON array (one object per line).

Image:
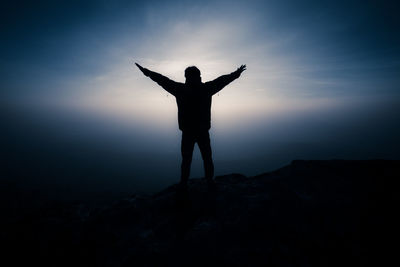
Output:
[{"xmin": 63, "ymin": 15, "xmax": 341, "ymax": 132}]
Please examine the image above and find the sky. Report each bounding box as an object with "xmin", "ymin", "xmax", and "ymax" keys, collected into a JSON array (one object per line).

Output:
[{"xmin": 1, "ymin": 0, "xmax": 399, "ymax": 199}]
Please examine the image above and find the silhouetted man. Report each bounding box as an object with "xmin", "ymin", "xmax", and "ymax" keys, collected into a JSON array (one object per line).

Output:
[{"xmin": 136, "ymin": 63, "xmax": 246, "ymax": 187}]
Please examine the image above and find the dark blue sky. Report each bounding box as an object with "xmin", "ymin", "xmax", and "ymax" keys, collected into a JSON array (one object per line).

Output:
[
  {"xmin": 1, "ymin": 0, "xmax": 399, "ymax": 197},
  {"xmin": 2, "ymin": 0, "xmax": 399, "ymax": 127},
  {"xmin": 2, "ymin": 0, "xmax": 399, "ymax": 100}
]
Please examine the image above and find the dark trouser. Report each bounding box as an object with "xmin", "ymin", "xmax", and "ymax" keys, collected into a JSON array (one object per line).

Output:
[{"xmin": 181, "ymin": 130, "xmax": 214, "ymax": 183}]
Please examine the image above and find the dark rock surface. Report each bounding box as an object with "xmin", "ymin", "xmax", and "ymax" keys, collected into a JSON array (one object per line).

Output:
[{"xmin": 1, "ymin": 160, "xmax": 398, "ymax": 266}]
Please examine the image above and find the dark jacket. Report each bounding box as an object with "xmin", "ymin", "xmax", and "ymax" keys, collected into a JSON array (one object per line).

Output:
[{"xmin": 147, "ymin": 70, "xmax": 241, "ymax": 132}]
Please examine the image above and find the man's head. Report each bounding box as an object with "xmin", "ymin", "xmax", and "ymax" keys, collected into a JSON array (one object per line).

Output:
[{"xmin": 185, "ymin": 66, "xmax": 201, "ymax": 84}]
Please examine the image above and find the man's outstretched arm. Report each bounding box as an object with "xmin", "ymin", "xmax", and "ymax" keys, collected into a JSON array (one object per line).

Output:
[
  {"xmin": 206, "ymin": 64, "xmax": 246, "ymax": 95},
  {"xmin": 135, "ymin": 63, "xmax": 180, "ymax": 96}
]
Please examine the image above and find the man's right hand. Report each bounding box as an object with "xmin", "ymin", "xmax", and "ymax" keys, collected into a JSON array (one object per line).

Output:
[
  {"xmin": 236, "ymin": 64, "xmax": 246, "ymax": 75},
  {"xmin": 135, "ymin": 63, "xmax": 150, "ymax": 76}
]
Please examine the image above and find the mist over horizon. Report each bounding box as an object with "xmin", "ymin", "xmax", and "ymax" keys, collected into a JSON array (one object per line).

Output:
[{"xmin": 1, "ymin": 0, "xmax": 400, "ymax": 200}]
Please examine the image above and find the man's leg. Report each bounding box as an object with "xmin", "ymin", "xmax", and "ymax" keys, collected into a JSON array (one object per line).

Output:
[
  {"xmin": 197, "ymin": 131, "xmax": 214, "ymax": 181},
  {"xmin": 181, "ymin": 131, "xmax": 195, "ymax": 184}
]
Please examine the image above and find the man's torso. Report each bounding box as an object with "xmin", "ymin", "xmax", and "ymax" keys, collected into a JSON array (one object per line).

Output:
[{"xmin": 175, "ymin": 83, "xmax": 213, "ymax": 131}]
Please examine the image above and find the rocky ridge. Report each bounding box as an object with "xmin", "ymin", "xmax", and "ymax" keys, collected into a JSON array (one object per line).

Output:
[{"xmin": 2, "ymin": 160, "xmax": 398, "ymax": 266}]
